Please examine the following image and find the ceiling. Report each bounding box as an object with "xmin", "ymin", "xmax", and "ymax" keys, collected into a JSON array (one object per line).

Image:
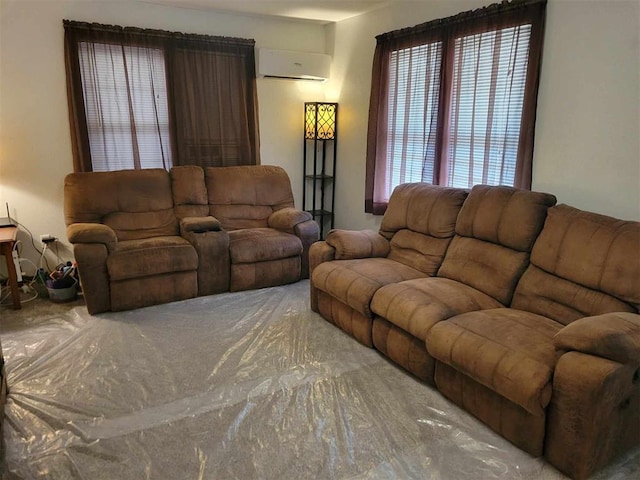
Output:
[{"xmin": 140, "ymin": 0, "xmax": 396, "ymax": 24}]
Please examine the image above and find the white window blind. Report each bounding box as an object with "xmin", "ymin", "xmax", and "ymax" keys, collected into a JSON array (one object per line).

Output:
[
  {"xmin": 78, "ymin": 42, "xmax": 172, "ymax": 171},
  {"xmin": 446, "ymin": 25, "xmax": 532, "ymax": 188},
  {"xmin": 384, "ymin": 25, "xmax": 533, "ymax": 198},
  {"xmin": 386, "ymin": 42, "xmax": 442, "ymax": 201}
]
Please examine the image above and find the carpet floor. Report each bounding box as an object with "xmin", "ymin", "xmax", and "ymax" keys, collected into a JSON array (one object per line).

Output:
[{"xmin": 0, "ymin": 281, "xmax": 638, "ymax": 479}]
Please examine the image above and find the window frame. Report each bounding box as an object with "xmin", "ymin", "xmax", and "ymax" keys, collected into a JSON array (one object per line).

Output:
[
  {"xmin": 64, "ymin": 20, "xmax": 260, "ymax": 173},
  {"xmin": 365, "ymin": 0, "xmax": 547, "ymax": 214}
]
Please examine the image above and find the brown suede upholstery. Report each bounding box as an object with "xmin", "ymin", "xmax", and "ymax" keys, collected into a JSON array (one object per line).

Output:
[
  {"xmin": 380, "ymin": 183, "xmax": 468, "ymax": 274},
  {"xmin": 368, "ymin": 185, "xmax": 556, "ymax": 384},
  {"xmin": 553, "ymin": 312, "xmax": 640, "ymax": 363},
  {"xmin": 428, "ymin": 204, "xmax": 640, "ymax": 478},
  {"xmin": 512, "ymin": 204, "xmax": 640, "ymax": 323},
  {"xmin": 65, "ymin": 165, "xmax": 315, "ymax": 313},
  {"xmin": 438, "ymin": 185, "xmax": 557, "ymax": 305},
  {"xmin": 65, "ymin": 169, "xmax": 197, "ymax": 313},
  {"xmin": 310, "ymin": 183, "xmax": 467, "ymax": 347},
  {"xmin": 170, "ymin": 165, "xmax": 231, "ymax": 296},
  {"xmin": 205, "ymin": 165, "xmax": 318, "ymax": 288},
  {"xmin": 325, "ymin": 229, "xmax": 390, "ymax": 260},
  {"xmin": 427, "ymin": 309, "xmax": 562, "ymax": 417},
  {"xmin": 310, "ymin": 182, "xmax": 640, "ymax": 479}
]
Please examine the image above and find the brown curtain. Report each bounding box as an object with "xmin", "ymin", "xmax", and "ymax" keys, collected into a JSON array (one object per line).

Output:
[
  {"xmin": 64, "ymin": 20, "xmax": 260, "ymax": 172},
  {"xmin": 365, "ymin": 0, "xmax": 546, "ymax": 214},
  {"xmin": 168, "ymin": 36, "xmax": 259, "ymax": 167}
]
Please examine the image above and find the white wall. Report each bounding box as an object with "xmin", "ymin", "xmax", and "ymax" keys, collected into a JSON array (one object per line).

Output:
[
  {"xmin": 328, "ymin": 0, "xmax": 640, "ymax": 231},
  {"xmin": 0, "ymin": 0, "xmax": 326, "ymax": 274},
  {"xmin": 534, "ymin": 0, "xmax": 639, "ymax": 220},
  {"xmin": 2, "ymin": 0, "xmax": 639, "ymax": 277}
]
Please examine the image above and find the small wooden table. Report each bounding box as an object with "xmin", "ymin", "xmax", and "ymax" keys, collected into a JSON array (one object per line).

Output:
[{"xmin": 0, "ymin": 226, "xmax": 21, "ymax": 309}]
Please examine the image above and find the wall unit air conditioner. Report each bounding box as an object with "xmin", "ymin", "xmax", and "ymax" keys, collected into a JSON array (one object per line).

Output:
[{"xmin": 258, "ymin": 48, "xmax": 331, "ymax": 82}]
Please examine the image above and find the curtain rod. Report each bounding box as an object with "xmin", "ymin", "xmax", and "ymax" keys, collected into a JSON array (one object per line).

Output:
[
  {"xmin": 63, "ymin": 20, "xmax": 255, "ymax": 46},
  {"xmin": 376, "ymin": 0, "xmax": 546, "ymax": 42}
]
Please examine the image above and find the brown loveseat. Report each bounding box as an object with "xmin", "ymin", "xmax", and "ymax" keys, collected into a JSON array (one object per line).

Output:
[
  {"xmin": 310, "ymin": 183, "xmax": 640, "ymax": 479},
  {"xmin": 64, "ymin": 165, "xmax": 318, "ymax": 314}
]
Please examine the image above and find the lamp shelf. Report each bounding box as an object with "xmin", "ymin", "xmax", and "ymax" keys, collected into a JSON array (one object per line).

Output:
[
  {"xmin": 306, "ymin": 209, "xmax": 333, "ymax": 217},
  {"xmin": 304, "ymin": 174, "xmax": 334, "ymax": 180},
  {"xmin": 303, "ymin": 102, "xmax": 338, "ymax": 239}
]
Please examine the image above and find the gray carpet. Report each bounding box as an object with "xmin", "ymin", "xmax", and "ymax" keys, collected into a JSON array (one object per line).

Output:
[{"xmin": 0, "ymin": 281, "xmax": 638, "ymax": 479}]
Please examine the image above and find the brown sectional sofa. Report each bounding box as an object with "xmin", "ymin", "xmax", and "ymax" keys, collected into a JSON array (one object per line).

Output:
[
  {"xmin": 64, "ymin": 165, "xmax": 318, "ymax": 314},
  {"xmin": 310, "ymin": 183, "xmax": 640, "ymax": 479}
]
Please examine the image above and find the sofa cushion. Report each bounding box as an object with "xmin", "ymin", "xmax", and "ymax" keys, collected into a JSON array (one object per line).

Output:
[
  {"xmin": 230, "ymin": 257, "xmax": 300, "ymax": 292},
  {"xmin": 426, "ymin": 309, "xmax": 563, "ymax": 416},
  {"xmin": 228, "ymin": 228, "xmax": 302, "ymax": 264},
  {"xmin": 206, "ymin": 166, "xmax": 295, "ymax": 230},
  {"xmin": 512, "ymin": 265, "xmax": 636, "ymax": 325},
  {"xmin": 438, "ymin": 185, "xmax": 556, "ymax": 305},
  {"xmin": 312, "ymin": 258, "xmax": 426, "ymax": 318},
  {"xmin": 380, "ymin": 183, "xmax": 468, "ymax": 239},
  {"xmin": 524, "ymin": 204, "xmax": 640, "ymax": 308},
  {"xmin": 378, "ymin": 183, "xmax": 468, "ymax": 274},
  {"xmin": 371, "ymin": 277, "xmax": 503, "ymax": 341},
  {"xmin": 387, "ymin": 230, "xmax": 453, "ymax": 276},
  {"xmin": 454, "ymin": 184, "xmax": 557, "ymax": 252},
  {"xmin": 107, "ymin": 236, "xmax": 198, "ymax": 281},
  {"xmin": 437, "ymin": 237, "xmax": 529, "ymax": 305},
  {"xmin": 64, "ymin": 169, "xmax": 177, "ymax": 237},
  {"xmin": 103, "ymin": 209, "xmax": 178, "ymax": 241},
  {"xmin": 171, "ymin": 165, "xmax": 208, "ymax": 206},
  {"xmin": 171, "ymin": 165, "xmax": 209, "ymax": 219}
]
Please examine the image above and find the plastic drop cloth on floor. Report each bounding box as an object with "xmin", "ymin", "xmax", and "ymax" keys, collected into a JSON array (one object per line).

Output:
[{"xmin": 1, "ymin": 281, "xmax": 639, "ymax": 480}]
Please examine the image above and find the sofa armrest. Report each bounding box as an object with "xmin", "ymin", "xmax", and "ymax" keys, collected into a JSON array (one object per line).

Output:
[
  {"xmin": 325, "ymin": 229, "xmax": 390, "ymax": 260},
  {"xmin": 179, "ymin": 224, "xmax": 230, "ymax": 296},
  {"xmin": 179, "ymin": 216, "xmax": 221, "ymax": 235},
  {"xmin": 545, "ymin": 350, "xmax": 640, "ymax": 479},
  {"xmin": 293, "ymin": 219, "xmax": 319, "ymax": 279},
  {"xmin": 268, "ymin": 207, "xmax": 312, "ymax": 232},
  {"xmin": 67, "ymin": 223, "xmax": 117, "ymax": 253},
  {"xmin": 308, "ymin": 241, "xmax": 336, "ymax": 312},
  {"xmin": 309, "ymin": 241, "xmax": 335, "ymax": 276},
  {"xmin": 554, "ymin": 312, "xmax": 640, "ymax": 364}
]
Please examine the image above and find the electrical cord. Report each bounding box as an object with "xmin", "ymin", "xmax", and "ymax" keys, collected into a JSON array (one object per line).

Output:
[
  {"xmin": 0, "ymin": 283, "xmax": 39, "ymax": 306},
  {"xmin": 15, "ymin": 220, "xmax": 52, "ymax": 271},
  {"xmin": 0, "ymin": 221, "xmax": 67, "ymax": 306}
]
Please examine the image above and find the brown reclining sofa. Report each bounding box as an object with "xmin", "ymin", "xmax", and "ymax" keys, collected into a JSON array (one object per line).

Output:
[
  {"xmin": 64, "ymin": 165, "xmax": 319, "ymax": 314},
  {"xmin": 310, "ymin": 183, "xmax": 640, "ymax": 479}
]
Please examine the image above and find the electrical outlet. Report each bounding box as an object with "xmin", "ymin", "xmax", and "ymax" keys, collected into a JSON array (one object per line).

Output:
[{"xmin": 40, "ymin": 234, "xmax": 56, "ymax": 244}]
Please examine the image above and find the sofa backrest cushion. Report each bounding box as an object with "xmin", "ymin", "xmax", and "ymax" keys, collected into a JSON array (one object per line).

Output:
[
  {"xmin": 379, "ymin": 183, "xmax": 468, "ymax": 275},
  {"xmin": 380, "ymin": 183, "xmax": 468, "ymax": 239},
  {"xmin": 512, "ymin": 205, "xmax": 640, "ymax": 323},
  {"xmin": 438, "ymin": 185, "xmax": 557, "ymax": 305},
  {"xmin": 170, "ymin": 165, "xmax": 209, "ymax": 219},
  {"xmin": 64, "ymin": 169, "xmax": 178, "ymax": 241},
  {"xmin": 454, "ymin": 184, "xmax": 557, "ymax": 252},
  {"xmin": 205, "ymin": 166, "xmax": 295, "ymax": 230}
]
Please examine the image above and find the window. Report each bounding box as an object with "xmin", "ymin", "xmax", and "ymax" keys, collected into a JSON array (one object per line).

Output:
[
  {"xmin": 386, "ymin": 42, "xmax": 442, "ymax": 192},
  {"xmin": 366, "ymin": 0, "xmax": 546, "ymax": 214},
  {"xmin": 78, "ymin": 42, "xmax": 172, "ymax": 171},
  {"xmin": 64, "ymin": 21, "xmax": 260, "ymax": 173}
]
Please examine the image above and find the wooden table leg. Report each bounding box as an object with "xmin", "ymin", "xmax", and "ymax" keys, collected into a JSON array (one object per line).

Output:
[{"xmin": 1, "ymin": 242, "xmax": 21, "ymax": 310}]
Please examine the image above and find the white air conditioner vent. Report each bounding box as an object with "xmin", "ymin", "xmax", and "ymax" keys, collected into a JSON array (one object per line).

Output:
[{"xmin": 258, "ymin": 48, "xmax": 331, "ymax": 82}]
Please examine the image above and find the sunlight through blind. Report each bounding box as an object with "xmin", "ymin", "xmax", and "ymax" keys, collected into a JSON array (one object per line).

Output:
[
  {"xmin": 386, "ymin": 42, "xmax": 442, "ymax": 200},
  {"xmin": 447, "ymin": 25, "xmax": 531, "ymax": 188},
  {"xmin": 78, "ymin": 42, "xmax": 172, "ymax": 171}
]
